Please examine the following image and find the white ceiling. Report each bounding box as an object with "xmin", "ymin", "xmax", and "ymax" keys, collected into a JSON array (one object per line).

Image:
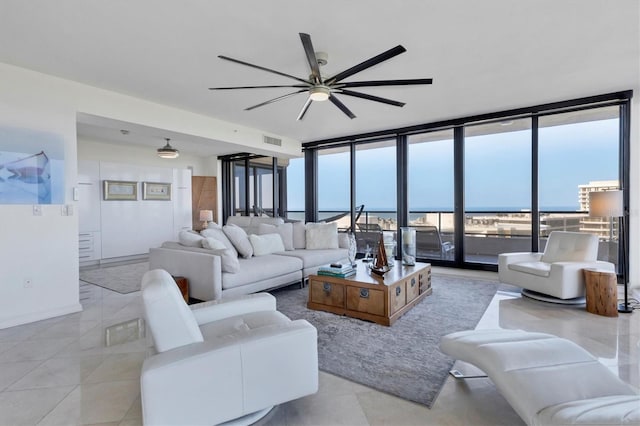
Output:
[{"xmin": 1, "ymin": 1, "xmax": 638, "ymax": 153}]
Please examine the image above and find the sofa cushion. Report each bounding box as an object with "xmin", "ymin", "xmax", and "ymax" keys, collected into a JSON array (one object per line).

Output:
[
  {"xmin": 178, "ymin": 230, "xmax": 204, "ymax": 247},
  {"xmin": 259, "ymin": 222, "xmax": 294, "ymax": 250},
  {"xmin": 250, "ymin": 233, "xmax": 286, "ymax": 256},
  {"xmin": 305, "ymin": 222, "xmax": 339, "ymax": 249},
  {"xmin": 201, "ymin": 227, "xmax": 238, "ymax": 258},
  {"xmin": 292, "ymin": 222, "xmax": 306, "ymax": 249},
  {"xmin": 202, "ymin": 237, "xmax": 227, "ymax": 250},
  {"xmin": 223, "ymin": 224, "xmax": 253, "ymax": 258},
  {"xmin": 508, "ymin": 261, "xmax": 551, "ymax": 277},
  {"xmin": 226, "ymin": 216, "xmax": 285, "ymax": 235},
  {"xmin": 277, "ymin": 248, "xmax": 348, "ymax": 269},
  {"xmin": 161, "ymin": 242, "xmax": 240, "ymax": 273},
  {"xmin": 222, "ymin": 255, "xmax": 303, "ymax": 289}
]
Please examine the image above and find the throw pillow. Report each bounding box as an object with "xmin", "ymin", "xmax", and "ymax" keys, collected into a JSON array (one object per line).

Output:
[
  {"xmin": 214, "ymin": 248, "xmax": 241, "ymax": 273},
  {"xmin": 160, "ymin": 242, "xmax": 240, "ymax": 273},
  {"xmin": 249, "ymin": 233, "xmax": 286, "ymax": 256},
  {"xmin": 222, "ymin": 224, "xmax": 253, "ymax": 258},
  {"xmin": 258, "ymin": 222, "xmax": 294, "ymax": 250},
  {"xmin": 202, "ymin": 237, "xmax": 226, "ymax": 250},
  {"xmin": 200, "ymin": 227, "xmax": 238, "ymax": 257},
  {"xmin": 292, "ymin": 221, "xmax": 306, "ymax": 249},
  {"xmin": 305, "ymin": 222, "xmax": 339, "ymax": 250},
  {"xmin": 178, "ymin": 230, "xmax": 204, "ymax": 247}
]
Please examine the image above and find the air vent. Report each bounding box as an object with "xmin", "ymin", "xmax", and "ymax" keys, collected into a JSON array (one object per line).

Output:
[{"xmin": 263, "ymin": 135, "xmax": 282, "ymax": 147}]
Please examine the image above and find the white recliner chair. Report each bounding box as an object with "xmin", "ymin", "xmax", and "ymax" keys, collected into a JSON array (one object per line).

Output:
[
  {"xmin": 140, "ymin": 269, "xmax": 318, "ymax": 426},
  {"xmin": 440, "ymin": 329, "xmax": 640, "ymax": 425},
  {"xmin": 499, "ymin": 231, "xmax": 615, "ymax": 302}
]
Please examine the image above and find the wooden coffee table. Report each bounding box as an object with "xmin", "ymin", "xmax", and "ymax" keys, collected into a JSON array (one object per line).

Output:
[{"xmin": 307, "ymin": 260, "xmax": 431, "ymax": 326}]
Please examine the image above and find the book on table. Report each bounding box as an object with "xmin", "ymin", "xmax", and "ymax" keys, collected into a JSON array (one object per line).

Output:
[
  {"xmin": 317, "ymin": 263, "xmax": 355, "ymax": 277},
  {"xmin": 317, "ymin": 270, "xmax": 356, "ymax": 278}
]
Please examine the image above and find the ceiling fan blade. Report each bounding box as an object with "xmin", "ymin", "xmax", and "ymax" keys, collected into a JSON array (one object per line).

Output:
[
  {"xmin": 299, "ymin": 33, "xmax": 322, "ymax": 84},
  {"xmin": 209, "ymin": 84, "xmax": 309, "ymax": 90},
  {"xmin": 325, "ymin": 45, "xmax": 406, "ymax": 85},
  {"xmin": 329, "ymin": 95, "xmax": 356, "ymax": 119},
  {"xmin": 245, "ymin": 90, "xmax": 307, "ymax": 111},
  {"xmin": 336, "ymin": 89, "xmax": 405, "ymax": 107},
  {"xmin": 337, "ymin": 78, "xmax": 433, "ymax": 88},
  {"xmin": 296, "ymin": 97, "xmax": 313, "ymax": 121},
  {"xmin": 218, "ymin": 55, "xmax": 310, "ymax": 84}
]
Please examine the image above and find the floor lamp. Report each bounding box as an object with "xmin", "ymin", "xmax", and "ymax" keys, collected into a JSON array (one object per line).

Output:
[{"xmin": 589, "ymin": 190, "xmax": 632, "ymax": 313}]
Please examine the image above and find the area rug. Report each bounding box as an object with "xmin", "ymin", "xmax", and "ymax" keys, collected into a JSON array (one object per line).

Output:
[
  {"xmin": 79, "ymin": 262, "xmax": 149, "ymax": 294},
  {"xmin": 271, "ymin": 275, "xmax": 498, "ymax": 408}
]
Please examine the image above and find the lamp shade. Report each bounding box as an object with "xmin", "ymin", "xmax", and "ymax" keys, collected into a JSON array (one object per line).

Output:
[
  {"xmin": 199, "ymin": 210, "xmax": 213, "ymax": 222},
  {"xmin": 589, "ymin": 190, "xmax": 623, "ymax": 217}
]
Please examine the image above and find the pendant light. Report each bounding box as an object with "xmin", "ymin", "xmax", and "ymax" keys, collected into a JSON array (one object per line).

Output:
[{"xmin": 157, "ymin": 138, "xmax": 179, "ymax": 159}]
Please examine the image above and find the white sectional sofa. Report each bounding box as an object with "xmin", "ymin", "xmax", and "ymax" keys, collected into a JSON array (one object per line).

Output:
[{"xmin": 149, "ymin": 216, "xmax": 348, "ymax": 301}]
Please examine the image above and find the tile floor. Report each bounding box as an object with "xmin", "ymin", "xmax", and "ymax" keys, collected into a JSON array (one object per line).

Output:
[{"xmin": 0, "ymin": 268, "xmax": 637, "ymax": 425}]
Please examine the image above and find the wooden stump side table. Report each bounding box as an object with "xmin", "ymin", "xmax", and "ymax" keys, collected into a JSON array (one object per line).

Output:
[{"xmin": 583, "ymin": 268, "xmax": 618, "ymax": 317}]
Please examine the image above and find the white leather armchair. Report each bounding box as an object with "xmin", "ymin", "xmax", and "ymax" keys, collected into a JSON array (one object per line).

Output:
[
  {"xmin": 140, "ymin": 269, "xmax": 318, "ymax": 426},
  {"xmin": 499, "ymin": 231, "xmax": 615, "ymax": 301}
]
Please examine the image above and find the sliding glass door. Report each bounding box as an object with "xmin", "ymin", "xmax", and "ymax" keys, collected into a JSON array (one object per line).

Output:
[
  {"xmin": 538, "ymin": 106, "xmax": 621, "ymax": 268},
  {"xmin": 463, "ymin": 119, "xmax": 532, "ymax": 264},
  {"xmin": 408, "ymin": 130, "xmax": 455, "ymax": 261}
]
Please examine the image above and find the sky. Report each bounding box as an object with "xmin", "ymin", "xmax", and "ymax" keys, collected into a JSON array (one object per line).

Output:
[{"xmin": 287, "ymin": 118, "xmax": 620, "ymax": 212}]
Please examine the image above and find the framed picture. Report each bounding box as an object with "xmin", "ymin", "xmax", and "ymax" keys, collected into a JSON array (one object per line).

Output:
[
  {"xmin": 103, "ymin": 180, "xmax": 138, "ymax": 201},
  {"xmin": 142, "ymin": 182, "xmax": 172, "ymax": 200}
]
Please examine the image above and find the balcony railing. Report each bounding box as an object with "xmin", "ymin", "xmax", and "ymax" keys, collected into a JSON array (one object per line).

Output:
[{"xmin": 285, "ymin": 209, "xmax": 619, "ymax": 268}]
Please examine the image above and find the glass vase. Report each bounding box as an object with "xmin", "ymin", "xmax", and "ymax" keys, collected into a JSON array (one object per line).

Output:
[
  {"xmin": 401, "ymin": 227, "xmax": 416, "ymax": 265},
  {"xmin": 347, "ymin": 232, "xmax": 357, "ymax": 266}
]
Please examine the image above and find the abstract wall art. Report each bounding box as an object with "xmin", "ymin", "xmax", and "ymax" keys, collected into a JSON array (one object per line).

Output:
[{"xmin": 0, "ymin": 127, "xmax": 65, "ymax": 204}]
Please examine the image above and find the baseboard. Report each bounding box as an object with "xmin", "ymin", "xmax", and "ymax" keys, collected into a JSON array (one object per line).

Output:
[{"xmin": 0, "ymin": 302, "xmax": 83, "ymax": 330}]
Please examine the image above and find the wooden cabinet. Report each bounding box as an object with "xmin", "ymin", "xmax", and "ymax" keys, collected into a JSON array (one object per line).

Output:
[
  {"xmin": 308, "ymin": 262, "xmax": 431, "ymax": 326},
  {"xmin": 346, "ymin": 287, "xmax": 385, "ymax": 316},
  {"xmin": 310, "ymin": 280, "xmax": 344, "ymax": 308}
]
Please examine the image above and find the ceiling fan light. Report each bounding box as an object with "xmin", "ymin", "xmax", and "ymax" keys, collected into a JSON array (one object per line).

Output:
[
  {"xmin": 309, "ymin": 86, "xmax": 330, "ymax": 102},
  {"xmin": 157, "ymin": 138, "xmax": 179, "ymax": 159}
]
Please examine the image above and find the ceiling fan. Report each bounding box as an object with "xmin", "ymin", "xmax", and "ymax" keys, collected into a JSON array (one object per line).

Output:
[{"xmin": 209, "ymin": 33, "xmax": 433, "ymax": 120}]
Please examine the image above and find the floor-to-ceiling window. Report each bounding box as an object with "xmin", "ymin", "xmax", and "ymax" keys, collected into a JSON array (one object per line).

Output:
[
  {"xmin": 317, "ymin": 145, "xmax": 350, "ymax": 222},
  {"xmin": 463, "ymin": 119, "xmax": 532, "ymax": 264},
  {"xmin": 248, "ymin": 91, "xmax": 631, "ymax": 272},
  {"xmin": 355, "ymin": 139, "xmax": 397, "ymax": 254},
  {"xmin": 286, "ymin": 157, "xmax": 305, "ymax": 221},
  {"xmin": 408, "ymin": 130, "xmax": 455, "ymax": 261},
  {"xmin": 229, "ymin": 156, "xmax": 280, "ymax": 217},
  {"xmin": 539, "ymin": 106, "xmax": 621, "ymax": 268}
]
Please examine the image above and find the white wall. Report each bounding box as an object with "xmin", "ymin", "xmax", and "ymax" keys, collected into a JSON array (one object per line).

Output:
[
  {"xmin": 0, "ymin": 90, "xmax": 82, "ymax": 328},
  {"xmin": 77, "ymin": 137, "xmax": 212, "ymax": 175},
  {"xmin": 0, "ymin": 62, "xmax": 300, "ymax": 329}
]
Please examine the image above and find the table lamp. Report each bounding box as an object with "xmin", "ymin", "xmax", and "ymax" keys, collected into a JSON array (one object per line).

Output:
[
  {"xmin": 589, "ymin": 190, "xmax": 632, "ymax": 313},
  {"xmin": 199, "ymin": 210, "xmax": 213, "ymax": 230}
]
